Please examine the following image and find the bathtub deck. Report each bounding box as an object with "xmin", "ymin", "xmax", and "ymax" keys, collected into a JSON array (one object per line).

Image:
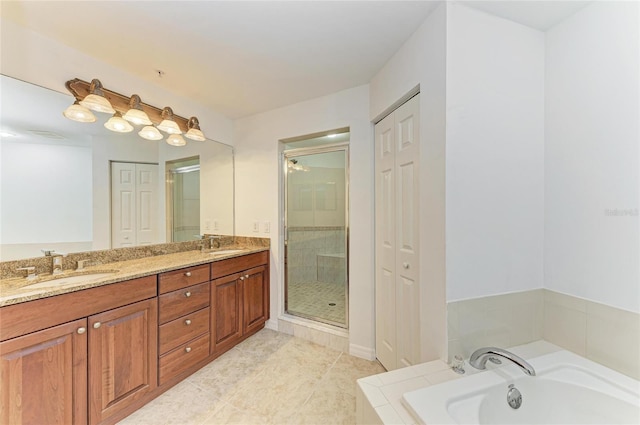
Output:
[{"xmin": 356, "ymin": 340, "xmax": 562, "ymax": 424}]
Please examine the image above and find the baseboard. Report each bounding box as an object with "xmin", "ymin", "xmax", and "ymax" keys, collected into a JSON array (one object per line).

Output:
[
  {"xmin": 350, "ymin": 343, "xmax": 376, "ymax": 361},
  {"xmin": 265, "ymin": 318, "xmax": 278, "ymax": 331}
]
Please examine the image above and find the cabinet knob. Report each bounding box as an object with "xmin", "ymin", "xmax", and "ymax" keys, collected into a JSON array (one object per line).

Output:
[
  {"xmin": 403, "ymin": 262, "xmax": 410, "ymax": 269},
  {"xmin": 185, "ymin": 319, "xmax": 192, "ymax": 326},
  {"xmin": 93, "ymin": 322, "xmax": 101, "ymax": 329},
  {"xmin": 185, "ymin": 347, "xmax": 192, "ymax": 353},
  {"xmin": 77, "ymin": 327, "xmax": 86, "ymax": 334},
  {"xmin": 239, "ymin": 276, "xmax": 244, "ymax": 281},
  {"xmin": 185, "ymin": 272, "xmax": 192, "ymax": 277},
  {"xmin": 245, "ymin": 274, "xmax": 249, "ymax": 279},
  {"xmin": 184, "ymin": 291, "xmax": 192, "ymax": 298}
]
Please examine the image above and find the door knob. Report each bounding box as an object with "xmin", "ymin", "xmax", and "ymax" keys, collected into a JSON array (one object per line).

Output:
[
  {"xmin": 77, "ymin": 327, "xmax": 86, "ymax": 334},
  {"xmin": 239, "ymin": 276, "xmax": 244, "ymax": 281},
  {"xmin": 184, "ymin": 291, "xmax": 192, "ymax": 297},
  {"xmin": 185, "ymin": 347, "xmax": 192, "ymax": 353},
  {"xmin": 245, "ymin": 274, "xmax": 249, "ymax": 279},
  {"xmin": 185, "ymin": 319, "xmax": 192, "ymax": 326},
  {"xmin": 93, "ymin": 322, "xmax": 101, "ymax": 329},
  {"xmin": 403, "ymin": 262, "xmax": 410, "ymax": 269},
  {"xmin": 184, "ymin": 272, "xmax": 192, "ymax": 277}
]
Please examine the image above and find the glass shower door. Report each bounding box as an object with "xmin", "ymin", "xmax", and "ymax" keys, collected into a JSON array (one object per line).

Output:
[{"xmin": 284, "ymin": 147, "xmax": 348, "ymax": 328}]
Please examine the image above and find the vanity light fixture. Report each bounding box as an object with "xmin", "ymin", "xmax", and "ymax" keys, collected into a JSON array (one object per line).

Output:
[
  {"xmin": 138, "ymin": 125, "xmax": 163, "ymax": 141},
  {"xmin": 157, "ymin": 107, "xmax": 182, "ymax": 134},
  {"xmin": 185, "ymin": 117, "xmax": 206, "ymax": 141},
  {"xmin": 122, "ymin": 94, "xmax": 152, "ymax": 125},
  {"xmin": 79, "ymin": 79, "xmax": 115, "ymax": 114},
  {"xmin": 104, "ymin": 111, "xmax": 134, "ymax": 133},
  {"xmin": 64, "ymin": 78, "xmax": 207, "ymax": 146},
  {"xmin": 63, "ymin": 100, "xmax": 97, "ymax": 123},
  {"xmin": 166, "ymin": 134, "xmax": 186, "ymax": 146}
]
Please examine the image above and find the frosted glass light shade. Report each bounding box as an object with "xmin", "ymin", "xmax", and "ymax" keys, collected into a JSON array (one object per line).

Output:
[
  {"xmin": 166, "ymin": 134, "xmax": 186, "ymax": 146},
  {"xmin": 138, "ymin": 126, "xmax": 163, "ymax": 141},
  {"xmin": 104, "ymin": 112, "xmax": 133, "ymax": 133},
  {"xmin": 158, "ymin": 119, "xmax": 182, "ymax": 134},
  {"xmin": 63, "ymin": 101, "xmax": 96, "ymax": 122},
  {"xmin": 185, "ymin": 127, "xmax": 205, "ymax": 141},
  {"xmin": 80, "ymin": 94, "xmax": 115, "ymax": 114},
  {"xmin": 123, "ymin": 108, "xmax": 152, "ymax": 126}
]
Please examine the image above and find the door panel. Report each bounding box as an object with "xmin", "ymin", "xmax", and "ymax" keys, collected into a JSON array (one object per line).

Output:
[
  {"xmin": 88, "ymin": 298, "xmax": 157, "ymax": 425},
  {"xmin": 0, "ymin": 319, "xmax": 87, "ymax": 425},
  {"xmin": 375, "ymin": 94, "xmax": 420, "ymax": 371}
]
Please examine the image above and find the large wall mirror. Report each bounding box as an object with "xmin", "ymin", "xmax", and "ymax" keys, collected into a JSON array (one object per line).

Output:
[{"xmin": 0, "ymin": 75, "xmax": 234, "ymax": 261}]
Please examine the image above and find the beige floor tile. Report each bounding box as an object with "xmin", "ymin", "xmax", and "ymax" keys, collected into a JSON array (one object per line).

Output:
[
  {"xmin": 118, "ymin": 380, "xmax": 225, "ymax": 425},
  {"xmin": 289, "ymin": 383, "xmax": 357, "ymax": 425},
  {"xmin": 118, "ymin": 329, "xmax": 380, "ymax": 425}
]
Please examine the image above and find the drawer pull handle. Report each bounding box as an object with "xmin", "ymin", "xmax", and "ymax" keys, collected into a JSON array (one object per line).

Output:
[
  {"xmin": 185, "ymin": 347, "xmax": 192, "ymax": 353},
  {"xmin": 77, "ymin": 327, "xmax": 86, "ymax": 334},
  {"xmin": 185, "ymin": 291, "xmax": 192, "ymax": 298},
  {"xmin": 185, "ymin": 319, "xmax": 192, "ymax": 326},
  {"xmin": 93, "ymin": 322, "xmax": 101, "ymax": 329},
  {"xmin": 185, "ymin": 272, "xmax": 192, "ymax": 277}
]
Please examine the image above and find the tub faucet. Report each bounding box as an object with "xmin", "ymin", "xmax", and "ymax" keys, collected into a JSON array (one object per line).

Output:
[{"xmin": 469, "ymin": 347, "xmax": 536, "ymax": 376}]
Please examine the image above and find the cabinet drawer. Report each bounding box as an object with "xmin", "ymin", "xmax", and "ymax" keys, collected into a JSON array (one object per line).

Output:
[
  {"xmin": 159, "ymin": 264, "xmax": 210, "ymax": 294},
  {"xmin": 159, "ymin": 282, "xmax": 210, "ymax": 324},
  {"xmin": 211, "ymin": 251, "xmax": 268, "ymax": 279},
  {"xmin": 159, "ymin": 307, "xmax": 210, "ymax": 354},
  {"xmin": 158, "ymin": 333, "xmax": 209, "ymax": 385}
]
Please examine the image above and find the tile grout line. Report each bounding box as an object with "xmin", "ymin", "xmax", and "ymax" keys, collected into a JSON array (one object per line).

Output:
[{"xmin": 300, "ymin": 351, "xmax": 344, "ymax": 408}]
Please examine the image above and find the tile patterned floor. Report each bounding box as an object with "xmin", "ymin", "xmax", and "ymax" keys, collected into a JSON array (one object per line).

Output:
[
  {"xmin": 118, "ymin": 329, "xmax": 384, "ymax": 425},
  {"xmin": 287, "ymin": 281, "xmax": 346, "ymax": 326}
]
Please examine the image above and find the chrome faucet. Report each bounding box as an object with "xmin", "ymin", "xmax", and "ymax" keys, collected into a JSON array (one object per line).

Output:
[
  {"xmin": 199, "ymin": 235, "xmax": 221, "ymax": 251},
  {"xmin": 42, "ymin": 249, "xmax": 66, "ymax": 275},
  {"xmin": 469, "ymin": 347, "xmax": 536, "ymax": 376}
]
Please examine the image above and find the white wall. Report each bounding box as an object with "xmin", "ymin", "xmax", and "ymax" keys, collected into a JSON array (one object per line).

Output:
[
  {"xmin": 370, "ymin": 3, "xmax": 447, "ymax": 361},
  {"xmin": 545, "ymin": 1, "xmax": 640, "ymax": 313},
  {"xmin": 445, "ymin": 4, "xmax": 545, "ymax": 302},
  {"xmin": 234, "ymin": 85, "xmax": 374, "ymax": 357},
  {"xmin": 0, "ymin": 18, "xmax": 233, "ymax": 145}
]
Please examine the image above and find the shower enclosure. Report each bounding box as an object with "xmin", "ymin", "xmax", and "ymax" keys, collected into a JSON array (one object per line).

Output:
[{"xmin": 283, "ymin": 137, "xmax": 349, "ymax": 328}]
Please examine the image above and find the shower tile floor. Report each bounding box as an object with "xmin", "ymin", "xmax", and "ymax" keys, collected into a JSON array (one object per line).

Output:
[
  {"xmin": 118, "ymin": 328, "xmax": 384, "ymax": 425},
  {"xmin": 287, "ymin": 280, "xmax": 346, "ymax": 325}
]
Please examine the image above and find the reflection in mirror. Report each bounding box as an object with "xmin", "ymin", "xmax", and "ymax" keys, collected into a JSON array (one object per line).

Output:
[
  {"xmin": 166, "ymin": 157, "xmax": 200, "ymax": 243},
  {"xmin": 0, "ymin": 75, "xmax": 234, "ymax": 261}
]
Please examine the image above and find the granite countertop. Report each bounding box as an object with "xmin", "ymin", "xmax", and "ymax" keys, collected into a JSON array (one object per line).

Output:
[{"xmin": 0, "ymin": 246, "xmax": 269, "ymax": 307}]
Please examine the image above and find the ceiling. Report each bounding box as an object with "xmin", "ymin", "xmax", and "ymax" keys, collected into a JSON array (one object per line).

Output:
[{"xmin": 1, "ymin": 1, "xmax": 590, "ymax": 120}]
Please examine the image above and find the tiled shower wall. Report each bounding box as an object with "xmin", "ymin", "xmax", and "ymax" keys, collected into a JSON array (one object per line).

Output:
[
  {"xmin": 448, "ymin": 289, "xmax": 640, "ymax": 380},
  {"xmin": 287, "ymin": 227, "xmax": 346, "ymax": 284}
]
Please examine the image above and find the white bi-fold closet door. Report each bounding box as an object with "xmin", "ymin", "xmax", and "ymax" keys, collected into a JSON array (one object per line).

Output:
[
  {"xmin": 375, "ymin": 94, "xmax": 420, "ymax": 371},
  {"xmin": 111, "ymin": 162, "xmax": 159, "ymax": 248}
]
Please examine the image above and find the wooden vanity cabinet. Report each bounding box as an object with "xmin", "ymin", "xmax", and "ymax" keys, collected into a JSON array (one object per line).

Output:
[
  {"xmin": 0, "ymin": 275, "xmax": 157, "ymax": 425},
  {"xmin": 211, "ymin": 252, "xmax": 269, "ymax": 354}
]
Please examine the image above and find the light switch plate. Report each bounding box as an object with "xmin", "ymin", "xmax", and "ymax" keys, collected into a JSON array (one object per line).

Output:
[
  {"xmin": 263, "ymin": 221, "xmax": 270, "ymax": 233},
  {"xmin": 252, "ymin": 220, "xmax": 259, "ymax": 233}
]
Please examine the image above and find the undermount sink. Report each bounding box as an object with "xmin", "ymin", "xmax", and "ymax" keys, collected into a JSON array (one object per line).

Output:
[
  {"xmin": 25, "ymin": 270, "xmax": 119, "ymax": 289},
  {"xmin": 209, "ymin": 249, "xmax": 246, "ymax": 256}
]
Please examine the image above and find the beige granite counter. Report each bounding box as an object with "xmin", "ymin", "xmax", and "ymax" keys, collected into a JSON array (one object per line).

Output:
[{"xmin": 0, "ymin": 246, "xmax": 269, "ymax": 307}]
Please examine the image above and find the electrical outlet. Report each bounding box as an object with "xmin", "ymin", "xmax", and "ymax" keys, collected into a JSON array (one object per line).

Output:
[
  {"xmin": 263, "ymin": 221, "xmax": 270, "ymax": 234},
  {"xmin": 213, "ymin": 220, "xmax": 219, "ymax": 231},
  {"xmin": 252, "ymin": 220, "xmax": 259, "ymax": 233},
  {"xmin": 204, "ymin": 219, "xmax": 211, "ymax": 231}
]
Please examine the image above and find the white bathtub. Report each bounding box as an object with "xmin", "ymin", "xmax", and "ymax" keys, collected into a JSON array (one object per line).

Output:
[{"xmin": 402, "ymin": 350, "xmax": 640, "ymax": 424}]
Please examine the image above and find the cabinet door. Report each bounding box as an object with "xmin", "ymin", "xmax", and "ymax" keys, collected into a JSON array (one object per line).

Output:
[
  {"xmin": 88, "ymin": 298, "xmax": 158, "ymax": 425},
  {"xmin": 242, "ymin": 265, "xmax": 269, "ymax": 335},
  {"xmin": 0, "ymin": 318, "xmax": 88, "ymax": 425},
  {"xmin": 211, "ymin": 273, "xmax": 242, "ymax": 353}
]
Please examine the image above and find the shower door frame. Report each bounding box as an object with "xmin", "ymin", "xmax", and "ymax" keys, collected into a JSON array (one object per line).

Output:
[{"xmin": 283, "ymin": 143, "xmax": 350, "ymax": 329}]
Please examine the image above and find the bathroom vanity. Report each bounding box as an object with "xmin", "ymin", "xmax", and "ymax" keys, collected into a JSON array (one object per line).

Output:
[{"xmin": 0, "ymin": 248, "xmax": 269, "ymax": 425}]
